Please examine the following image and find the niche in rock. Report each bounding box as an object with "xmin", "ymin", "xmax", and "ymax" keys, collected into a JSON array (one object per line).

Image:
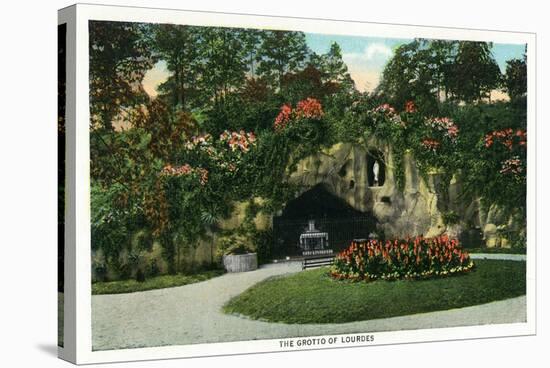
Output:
[{"xmin": 367, "ymin": 150, "xmax": 385, "ymax": 187}]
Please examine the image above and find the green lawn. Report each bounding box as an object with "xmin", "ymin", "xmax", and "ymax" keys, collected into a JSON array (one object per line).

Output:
[
  {"xmin": 223, "ymin": 259, "xmax": 525, "ymax": 324},
  {"xmin": 92, "ymin": 269, "xmax": 224, "ymax": 295}
]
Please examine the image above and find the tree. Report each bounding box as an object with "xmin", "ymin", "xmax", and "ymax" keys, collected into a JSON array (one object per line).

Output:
[
  {"xmin": 504, "ymin": 56, "xmax": 527, "ymax": 100},
  {"xmin": 153, "ymin": 24, "xmax": 201, "ymax": 110},
  {"xmin": 321, "ymin": 42, "xmax": 355, "ymax": 91},
  {"xmin": 280, "ymin": 64, "xmax": 327, "ymax": 103},
  {"xmin": 195, "ymin": 27, "xmax": 249, "ymax": 108},
  {"xmin": 447, "ymin": 41, "xmax": 502, "ymax": 103},
  {"xmin": 89, "ymin": 21, "xmax": 156, "ymax": 130},
  {"xmin": 378, "ymin": 39, "xmax": 502, "ymax": 109},
  {"xmin": 428, "ymin": 39, "xmax": 458, "ymax": 100},
  {"xmin": 377, "ymin": 40, "xmax": 440, "ymax": 113},
  {"xmin": 256, "ymin": 30, "xmax": 309, "ymax": 89},
  {"xmin": 240, "ymin": 28, "xmax": 263, "ymax": 77}
]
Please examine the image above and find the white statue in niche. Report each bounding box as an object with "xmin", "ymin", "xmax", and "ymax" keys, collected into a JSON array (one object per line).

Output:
[{"xmin": 372, "ymin": 160, "xmax": 379, "ymax": 186}]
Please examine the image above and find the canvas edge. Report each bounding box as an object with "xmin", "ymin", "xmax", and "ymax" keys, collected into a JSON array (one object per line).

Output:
[
  {"xmin": 57, "ymin": 4, "xmax": 77, "ymax": 365},
  {"xmin": 64, "ymin": 3, "xmax": 537, "ymax": 365}
]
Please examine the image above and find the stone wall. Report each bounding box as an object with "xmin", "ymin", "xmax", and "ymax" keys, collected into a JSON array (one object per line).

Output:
[
  {"xmin": 218, "ymin": 198, "xmax": 271, "ymax": 232},
  {"xmin": 91, "ymin": 233, "xmax": 218, "ymax": 283},
  {"xmin": 91, "ymin": 199, "xmax": 270, "ymax": 282}
]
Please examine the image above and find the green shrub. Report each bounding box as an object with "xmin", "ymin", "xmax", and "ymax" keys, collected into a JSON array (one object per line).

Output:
[
  {"xmin": 117, "ymin": 262, "xmax": 132, "ymax": 280},
  {"xmin": 442, "ymin": 211, "xmax": 460, "ymax": 225},
  {"xmin": 148, "ymin": 259, "xmax": 160, "ymax": 277},
  {"xmin": 216, "ymin": 233, "xmax": 254, "ymax": 261},
  {"xmin": 134, "ymin": 230, "xmax": 153, "ymax": 252},
  {"xmin": 331, "ymin": 236, "xmax": 474, "ymax": 281},
  {"xmin": 135, "ymin": 269, "xmax": 146, "ymax": 283},
  {"xmin": 225, "ymin": 244, "xmax": 253, "ymax": 255},
  {"xmin": 94, "ymin": 263, "xmax": 108, "ymax": 282},
  {"xmin": 252, "ymin": 229, "xmax": 273, "ymax": 265}
]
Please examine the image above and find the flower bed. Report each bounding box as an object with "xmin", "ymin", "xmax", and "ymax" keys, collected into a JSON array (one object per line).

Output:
[{"xmin": 330, "ymin": 236, "xmax": 474, "ymax": 281}]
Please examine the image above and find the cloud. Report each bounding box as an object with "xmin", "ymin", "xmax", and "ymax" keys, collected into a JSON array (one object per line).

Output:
[
  {"xmin": 364, "ymin": 43, "xmax": 393, "ymax": 61},
  {"xmin": 343, "ymin": 43, "xmax": 394, "ymax": 92},
  {"xmin": 343, "ymin": 43, "xmax": 393, "ymax": 66},
  {"xmin": 142, "ymin": 61, "xmax": 169, "ymax": 97}
]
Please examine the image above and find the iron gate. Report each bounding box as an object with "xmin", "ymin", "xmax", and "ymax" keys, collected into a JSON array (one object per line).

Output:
[{"xmin": 272, "ymin": 216, "xmax": 377, "ymax": 258}]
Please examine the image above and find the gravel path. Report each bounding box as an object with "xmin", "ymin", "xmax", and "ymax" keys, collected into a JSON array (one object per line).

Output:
[
  {"xmin": 470, "ymin": 253, "xmax": 526, "ymax": 261},
  {"xmin": 92, "ymin": 255, "xmax": 526, "ymax": 351}
]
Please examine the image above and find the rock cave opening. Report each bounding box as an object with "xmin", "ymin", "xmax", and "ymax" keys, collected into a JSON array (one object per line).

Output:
[{"xmin": 272, "ymin": 184, "xmax": 378, "ymax": 257}]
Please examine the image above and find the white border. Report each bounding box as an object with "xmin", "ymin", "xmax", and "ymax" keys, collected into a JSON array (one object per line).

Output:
[
  {"xmin": 62, "ymin": 3, "xmax": 536, "ymax": 364},
  {"xmin": 57, "ymin": 5, "xmax": 76, "ymax": 364}
]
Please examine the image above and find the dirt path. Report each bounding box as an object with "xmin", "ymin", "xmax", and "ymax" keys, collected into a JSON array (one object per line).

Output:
[{"xmin": 92, "ymin": 256, "xmax": 526, "ymax": 351}]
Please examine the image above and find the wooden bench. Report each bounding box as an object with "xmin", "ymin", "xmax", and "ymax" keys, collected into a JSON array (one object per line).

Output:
[{"xmin": 302, "ymin": 250, "xmax": 335, "ymax": 270}]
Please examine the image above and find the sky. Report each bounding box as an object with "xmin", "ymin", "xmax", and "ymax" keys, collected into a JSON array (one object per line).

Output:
[{"xmin": 142, "ymin": 33, "xmax": 526, "ymax": 97}]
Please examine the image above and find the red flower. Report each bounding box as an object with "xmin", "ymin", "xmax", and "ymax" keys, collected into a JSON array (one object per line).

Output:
[
  {"xmin": 273, "ymin": 98, "xmax": 324, "ymax": 132},
  {"xmin": 422, "ymin": 138, "xmax": 441, "ymax": 151},
  {"xmin": 373, "ymin": 103, "xmax": 396, "ymax": 115},
  {"xmin": 405, "ymin": 100, "xmax": 417, "ymax": 113},
  {"xmin": 485, "ymin": 128, "xmax": 526, "ymax": 150},
  {"xmin": 295, "ymin": 98, "xmax": 324, "ymax": 119},
  {"xmin": 331, "ymin": 235, "xmax": 471, "ymax": 281},
  {"xmin": 274, "ymin": 104, "xmax": 292, "ymax": 131}
]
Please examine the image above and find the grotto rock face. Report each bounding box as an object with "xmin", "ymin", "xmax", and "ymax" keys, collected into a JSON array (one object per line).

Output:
[
  {"xmin": 218, "ymin": 141, "xmax": 523, "ymax": 248},
  {"xmin": 287, "ymin": 142, "xmax": 446, "ymax": 238},
  {"xmin": 478, "ymin": 203, "xmax": 524, "ymax": 248}
]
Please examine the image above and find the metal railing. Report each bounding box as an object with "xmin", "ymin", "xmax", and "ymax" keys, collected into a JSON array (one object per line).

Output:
[{"xmin": 272, "ymin": 216, "xmax": 377, "ymax": 258}]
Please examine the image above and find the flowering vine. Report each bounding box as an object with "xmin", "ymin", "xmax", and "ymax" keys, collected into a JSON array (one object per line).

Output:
[
  {"xmin": 219, "ymin": 130, "xmax": 257, "ymax": 153},
  {"xmin": 421, "ymin": 138, "xmax": 441, "ymax": 152},
  {"xmin": 273, "ymin": 97, "xmax": 324, "ymax": 131},
  {"xmin": 425, "ymin": 117, "xmax": 459, "ymax": 142},
  {"xmin": 184, "ymin": 133, "xmax": 213, "ymax": 151},
  {"xmin": 484, "ymin": 128, "xmax": 527, "ymax": 150},
  {"xmin": 484, "ymin": 128, "xmax": 527, "ymax": 181},
  {"xmin": 369, "ymin": 103, "xmax": 402, "ymax": 125},
  {"xmin": 160, "ymin": 164, "xmax": 209, "ymax": 186},
  {"xmin": 373, "ymin": 103, "xmax": 397, "ymax": 115},
  {"xmin": 500, "ymin": 156, "xmax": 524, "ymax": 175},
  {"xmin": 295, "ymin": 97, "xmax": 324, "ymax": 119},
  {"xmin": 181, "ymin": 130, "xmax": 256, "ymax": 175},
  {"xmin": 404, "ymin": 100, "xmax": 417, "ymax": 113}
]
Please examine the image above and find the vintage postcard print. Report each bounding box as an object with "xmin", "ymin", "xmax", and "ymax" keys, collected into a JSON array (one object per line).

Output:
[{"xmin": 58, "ymin": 4, "xmax": 536, "ymax": 364}]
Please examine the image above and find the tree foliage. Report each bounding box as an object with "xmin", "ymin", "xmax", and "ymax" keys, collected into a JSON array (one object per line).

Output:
[
  {"xmin": 377, "ymin": 40, "xmax": 441, "ymax": 114},
  {"xmin": 377, "ymin": 39, "xmax": 503, "ymax": 109},
  {"xmin": 153, "ymin": 24, "xmax": 201, "ymax": 110},
  {"xmin": 504, "ymin": 55, "xmax": 527, "ymax": 100},
  {"xmin": 256, "ymin": 30, "xmax": 309, "ymax": 89},
  {"xmin": 448, "ymin": 41, "xmax": 502, "ymax": 102},
  {"xmin": 89, "ymin": 21, "xmax": 156, "ymax": 130}
]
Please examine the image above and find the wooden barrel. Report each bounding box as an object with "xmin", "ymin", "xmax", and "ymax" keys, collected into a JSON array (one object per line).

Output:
[{"xmin": 223, "ymin": 253, "xmax": 258, "ymax": 273}]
